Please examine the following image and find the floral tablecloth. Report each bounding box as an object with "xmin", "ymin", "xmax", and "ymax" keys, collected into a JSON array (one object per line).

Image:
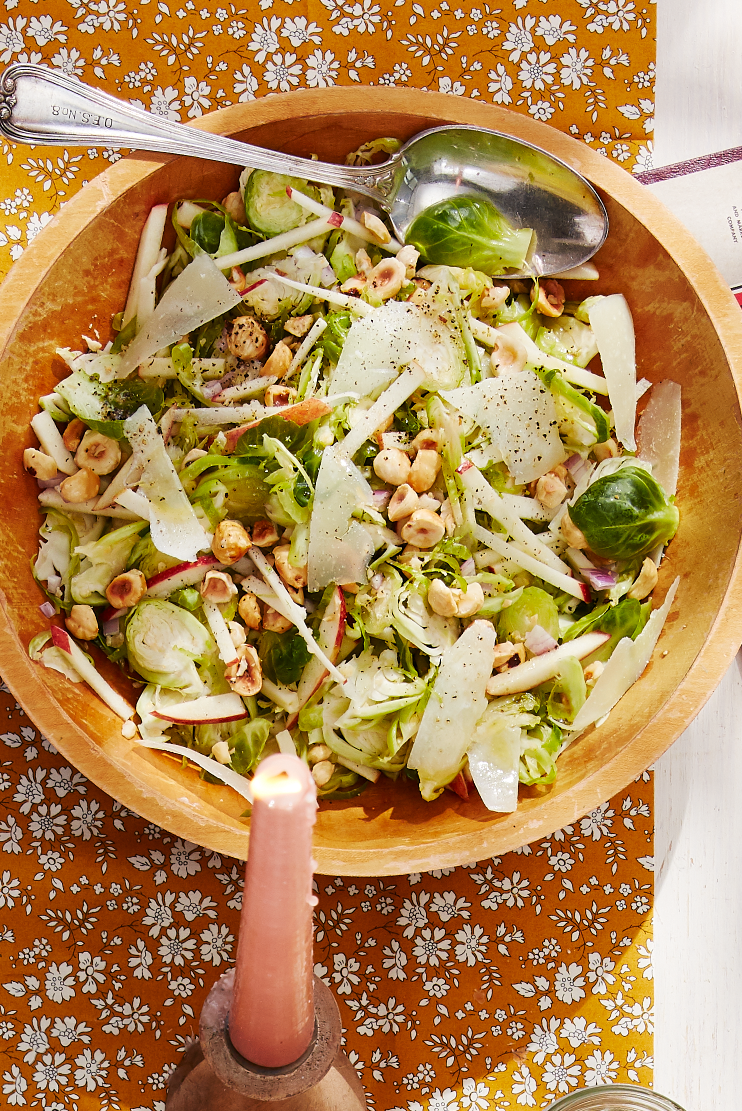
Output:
[{"xmin": 0, "ymin": 1, "xmax": 656, "ymax": 1107}]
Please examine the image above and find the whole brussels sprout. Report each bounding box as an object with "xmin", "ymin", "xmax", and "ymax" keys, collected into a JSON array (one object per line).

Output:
[{"xmin": 570, "ymin": 465, "xmax": 679, "ymax": 560}]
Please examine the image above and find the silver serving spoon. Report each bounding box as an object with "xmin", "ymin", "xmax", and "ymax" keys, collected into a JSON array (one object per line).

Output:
[{"xmin": 0, "ymin": 62, "xmax": 608, "ymax": 277}]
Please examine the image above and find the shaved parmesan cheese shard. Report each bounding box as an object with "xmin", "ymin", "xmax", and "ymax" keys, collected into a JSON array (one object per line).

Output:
[
  {"xmin": 329, "ymin": 300, "xmax": 464, "ymax": 395},
  {"xmin": 638, "ymin": 380, "xmax": 682, "ymax": 496},
  {"xmin": 118, "ymin": 254, "xmax": 242, "ymax": 377},
  {"xmin": 467, "ymin": 721, "xmax": 521, "ymax": 812},
  {"xmin": 444, "ymin": 369, "xmax": 565, "ymax": 483},
  {"xmin": 124, "ymin": 406, "xmax": 211, "ymax": 562},
  {"xmin": 571, "ymin": 577, "xmax": 679, "ymax": 732},
  {"xmin": 307, "ymin": 448, "xmax": 376, "ymax": 593},
  {"xmin": 408, "ymin": 619, "xmax": 496, "ymax": 801},
  {"xmin": 136, "ymin": 738, "xmax": 254, "ymax": 804},
  {"xmin": 588, "ymin": 294, "xmax": 637, "ymax": 450},
  {"xmin": 339, "ymin": 362, "xmax": 427, "ymax": 461}
]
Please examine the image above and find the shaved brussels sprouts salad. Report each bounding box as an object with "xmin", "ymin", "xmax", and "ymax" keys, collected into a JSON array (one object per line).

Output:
[{"xmin": 25, "ymin": 147, "xmax": 681, "ymax": 813}]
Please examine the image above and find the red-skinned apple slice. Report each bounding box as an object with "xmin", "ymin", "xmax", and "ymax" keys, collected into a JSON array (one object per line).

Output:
[
  {"xmin": 445, "ymin": 771, "xmax": 470, "ymax": 801},
  {"xmin": 286, "ymin": 585, "xmax": 347, "ymax": 730},
  {"xmin": 146, "ymin": 554, "xmax": 224, "ymax": 598},
  {"xmin": 152, "ymin": 692, "xmax": 247, "ymax": 724}
]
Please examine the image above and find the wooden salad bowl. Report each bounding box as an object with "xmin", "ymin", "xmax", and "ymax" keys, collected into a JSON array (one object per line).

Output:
[{"xmin": 1, "ymin": 89, "xmax": 741, "ymax": 875}]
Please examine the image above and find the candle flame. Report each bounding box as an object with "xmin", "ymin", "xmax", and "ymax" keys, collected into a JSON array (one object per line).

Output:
[{"xmin": 251, "ymin": 769, "xmax": 304, "ymax": 799}]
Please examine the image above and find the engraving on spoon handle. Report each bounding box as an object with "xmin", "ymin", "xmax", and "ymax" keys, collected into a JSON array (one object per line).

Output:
[{"xmin": 0, "ymin": 63, "xmax": 388, "ymax": 203}]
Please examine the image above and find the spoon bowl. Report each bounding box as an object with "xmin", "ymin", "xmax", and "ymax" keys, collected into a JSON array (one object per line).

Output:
[{"xmin": 0, "ymin": 62, "xmax": 607, "ymax": 277}]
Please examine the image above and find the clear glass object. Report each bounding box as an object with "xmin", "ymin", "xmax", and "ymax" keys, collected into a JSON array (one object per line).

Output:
[{"xmin": 546, "ymin": 1085, "xmax": 686, "ymax": 1111}]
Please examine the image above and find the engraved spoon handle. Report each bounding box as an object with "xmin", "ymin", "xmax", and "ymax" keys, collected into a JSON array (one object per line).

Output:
[{"xmin": 0, "ymin": 63, "xmax": 395, "ymax": 202}]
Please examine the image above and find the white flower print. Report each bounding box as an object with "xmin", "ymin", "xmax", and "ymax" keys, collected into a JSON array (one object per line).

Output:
[
  {"xmin": 51, "ymin": 1016, "xmax": 92, "ymax": 1047},
  {"xmin": 460, "ymin": 1077, "xmax": 489, "ymax": 1109},
  {"xmin": 502, "ymin": 15, "xmax": 535, "ymax": 62},
  {"xmin": 2, "ymin": 1063, "xmax": 27, "ymax": 1106},
  {"xmin": 430, "ymin": 891, "xmax": 471, "ymax": 922},
  {"xmin": 28, "ymin": 15, "xmax": 68, "ymax": 46},
  {"xmin": 69, "ymin": 798, "xmax": 104, "ymax": 840},
  {"xmin": 528, "ymin": 1016, "xmax": 560, "ymax": 1064},
  {"xmin": 397, "ymin": 891, "xmax": 429, "ymax": 937},
  {"xmin": 517, "ymin": 50, "xmax": 556, "ymax": 90},
  {"xmin": 633, "ymin": 142, "xmax": 653, "ymax": 173},
  {"xmin": 305, "ymin": 48, "xmax": 339, "ymax": 87},
  {"xmin": 182, "ymin": 77, "xmax": 211, "ymax": 119},
  {"xmin": 233, "ymin": 63, "xmax": 259, "ymax": 101},
  {"xmin": 199, "ymin": 922, "xmax": 234, "ymax": 965},
  {"xmin": 429, "ymin": 1088, "xmax": 459, "ymax": 1111},
  {"xmin": 543, "ymin": 1051, "xmax": 582, "ymax": 1092},
  {"xmin": 438, "ymin": 76, "xmax": 465, "ymax": 94},
  {"xmin": 529, "ymin": 100, "xmax": 555, "ymax": 121},
  {"xmin": 0, "ymin": 816, "xmax": 22, "ymax": 854},
  {"xmin": 382, "ymin": 939, "xmax": 408, "ymax": 980},
  {"xmin": 560, "ymin": 1016, "xmax": 602, "ymax": 1048},
  {"xmin": 46, "ymin": 767, "xmax": 86, "ymax": 798},
  {"xmin": 128, "ymin": 938, "xmax": 154, "ymax": 980},
  {"xmin": 488, "ymin": 63, "xmax": 513, "ymax": 104},
  {"xmin": 283, "ymin": 16, "xmax": 323, "ymax": 46},
  {"xmin": 143, "ymin": 891, "xmax": 176, "ymax": 937},
  {"xmin": 560, "ymin": 46, "xmax": 595, "ymax": 90},
  {"xmin": 332, "ymin": 952, "xmax": 361, "ymax": 994},
  {"xmin": 28, "ymin": 802, "xmax": 66, "ymax": 841},
  {"xmin": 45, "ymin": 962, "xmax": 76, "ymax": 1004},
  {"xmin": 157, "ymin": 926, "xmax": 197, "ymax": 966},
  {"xmin": 175, "ymin": 890, "xmax": 218, "ymax": 921},
  {"xmin": 73, "ymin": 1047, "xmax": 108, "ymax": 1091},
  {"xmin": 249, "ymin": 15, "xmax": 281, "ymax": 62},
  {"xmin": 588, "ymin": 0, "xmax": 636, "ymax": 34},
  {"xmin": 0, "ymin": 871, "xmax": 20, "ymax": 908},
  {"xmin": 170, "ymin": 840, "xmax": 202, "ymax": 878},
  {"xmin": 587, "ymin": 953, "xmax": 616, "ymax": 994},
  {"xmin": 150, "ymin": 86, "xmax": 182, "ymax": 120},
  {"xmin": 511, "ymin": 1064, "xmax": 537, "ymax": 1106},
  {"xmin": 76, "ymin": 952, "xmax": 106, "ymax": 993},
  {"xmin": 412, "ymin": 926, "xmax": 450, "ymax": 966},
  {"xmin": 454, "ymin": 922, "xmax": 488, "ymax": 966},
  {"xmin": 584, "ymin": 1048, "xmax": 619, "ymax": 1085},
  {"xmin": 554, "ymin": 962, "xmax": 586, "ymax": 1004},
  {"xmin": 263, "ymin": 51, "xmax": 302, "ymax": 91},
  {"xmin": 335, "ymin": 0, "xmax": 381, "ymax": 36},
  {"xmin": 636, "ymin": 938, "xmax": 653, "ymax": 979},
  {"xmin": 18, "ymin": 1016, "xmax": 52, "ymax": 1064},
  {"xmin": 14, "ymin": 768, "xmax": 46, "ymax": 814},
  {"xmin": 536, "ymin": 14, "xmax": 576, "ymax": 45},
  {"xmin": 32, "ymin": 1051, "xmax": 71, "ymax": 1092},
  {"xmin": 0, "ymin": 17, "xmax": 27, "ymax": 64}
]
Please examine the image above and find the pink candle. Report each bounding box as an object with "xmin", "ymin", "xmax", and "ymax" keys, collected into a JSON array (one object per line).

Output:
[{"xmin": 229, "ymin": 753, "xmax": 318, "ymax": 1068}]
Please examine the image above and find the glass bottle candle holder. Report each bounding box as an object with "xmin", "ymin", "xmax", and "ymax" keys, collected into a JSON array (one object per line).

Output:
[{"xmin": 546, "ymin": 1085, "xmax": 686, "ymax": 1111}]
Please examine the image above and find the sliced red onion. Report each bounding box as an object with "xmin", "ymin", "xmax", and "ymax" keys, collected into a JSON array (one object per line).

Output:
[
  {"xmin": 524, "ymin": 624, "xmax": 558, "ymax": 655},
  {"xmin": 202, "ymin": 379, "xmax": 224, "ymax": 399},
  {"xmin": 581, "ymin": 566, "xmax": 618, "ymax": 591},
  {"xmin": 460, "ymin": 557, "xmax": 476, "ymax": 577},
  {"xmin": 39, "ymin": 601, "xmax": 57, "ymax": 617},
  {"xmin": 102, "ymin": 617, "xmax": 121, "ymax": 636},
  {"xmin": 45, "ymin": 574, "xmax": 62, "ymax": 592},
  {"xmin": 37, "ymin": 473, "xmax": 65, "ymax": 489},
  {"xmin": 372, "ymin": 489, "xmax": 391, "ymax": 509},
  {"xmin": 243, "ymin": 278, "xmax": 267, "ymax": 296},
  {"xmin": 292, "ymin": 245, "xmax": 316, "ymax": 261},
  {"xmin": 101, "ymin": 605, "xmax": 129, "ymax": 622},
  {"xmin": 565, "ymin": 453, "xmax": 591, "ymax": 482},
  {"xmin": 371, "ymin": 572, "xmax": 384, "ymax": 590},
  {"xmin": 320, "ymin": 265, "xmax": 337, "ymax": 287}
]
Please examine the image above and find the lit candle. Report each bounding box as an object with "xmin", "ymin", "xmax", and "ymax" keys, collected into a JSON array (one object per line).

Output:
[{"xmin": 228, "ymin": 752, "xmax": 318, "ymax": 1068}]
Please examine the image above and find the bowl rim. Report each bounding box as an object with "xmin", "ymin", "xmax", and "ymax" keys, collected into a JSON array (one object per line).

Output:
[{"xmin": 2, "ymin": 87, "xmax": 742, "ymax": 874}]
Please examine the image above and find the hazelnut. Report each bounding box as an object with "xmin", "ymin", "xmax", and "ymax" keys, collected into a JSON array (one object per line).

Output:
[
  {"xmin": 480, "ymin": 284, "xmax": 510, "ymax": 312},
  {"xmin": 408, "ymin": 449, "xmax": 441, "ymax": 493},
  {"xmin": 200, "ymin": 570, "xmax": 238, "ymax": 605},
  {"xmin": 560, "ymin": 511, "xmax": 588, "ymax": 550},
  {"xmin": 491, "ymin": 331, "xmax": 527, "ymax": 375},
  {"xmin": 531, "ymin": 278, "xmax": 565, "ymax": 318},
  {"xmin": 238, "ymin": 591, "xmax": 262, "ymax": 630},
  {"xmin": 23, "ymin": 448, "xmax": 58, "ymax": 481},
  {"xmin": 105, "ymin": 569, "xmax": 147, "ymax": 608},
  {"xmin": 366, "ymin": 257, "xmax": 406, "ymax": 302},
  {"xmin": 311, "ymin": 760, "xmax": 335, "ymax": 787},
  {"xmin": 221, "ymin": 190, "xmax": 247, "ymax": 224},
  {"xmin": 284, "ymin": 314, "xmax": 314, "ymax": 338},
  {"xmin": 62, "ymin": 418, "xmax": 86, "ymax": 452},
  {"xmin": 592, "ymin": 438, "xmax": 619, "ymax": 462},
  {"xmin": 387, "ymin": 483, "xmax": 419, "ymax": 522},
  {"xmin": 251, "ymin": 519, "xmax": 280, "ymax": 548},
  {"xmin": 60, "ymin": 468, "xmax": 99, "ymax": 504},
  {"xmin": 226, "ymin": 316, "xmax": 269, "ymax": 360},
  {"xmin": 262, "ymin": 604, "xmax": 293, "ymax": 633},
  {"xmin": 398, "ymin": 509, "xmax": 445, "ymax": 549},
  {"xmin": 212, "ymin": 519, "xmax": 251, "ymax": 564},
  {"xmin": 265, "ymin": 384, "xmax": 298, "ymax": 407},
  {"xmin": 65, "ymin": 605, "xmax": 99, "ymax": 640},
  {"xmin": 373, "ymin": 448, "xmax": 411, "ymax": 487},
  {"xmin": 536, "ymin": 470, "xmax": 569, "ymax": 509},
  {"xmin": 273, "ymin": 545, "xmax": 308, "ymax": 589},
  {"xmin": 360, "ymin": 211, "xmax": 391, "ymax": 244},
  {"xmin": 261, "ymin": 340, "xmax": 293, "ymax": 379},
  {"xmin": 225, "ymin": 643, "xmax": 262, "ymax": 696},
  {"xmin": 627, "ymin": 557, "xmax": 659, "ymax": 601},
  {"xmin": 75, "ymin": 431, "xmax": 122, "ymax": 476}
]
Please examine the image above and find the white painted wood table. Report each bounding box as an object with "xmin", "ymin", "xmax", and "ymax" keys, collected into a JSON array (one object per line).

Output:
[{"xmin": 653, "ymin": 3, "xmax": 742, "ymax": 1108}]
